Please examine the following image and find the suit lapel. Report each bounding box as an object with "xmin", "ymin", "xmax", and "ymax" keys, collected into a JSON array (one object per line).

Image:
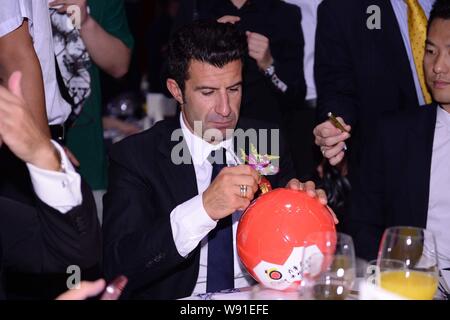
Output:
[
  {"xmin": 157, "ymin": 118, "xmax": 257, "ymax": 205},
  {"xmin": 406, "ymin": 105, "xmax": 437, "ymax": 227},
  {"xmin": 157, "ymin": 120, "xmax": 198, "ymax": 206}
]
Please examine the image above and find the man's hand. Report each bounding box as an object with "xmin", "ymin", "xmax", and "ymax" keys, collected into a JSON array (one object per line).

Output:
[
  {"xmin": 216, "ymin": 16, "xmax": 274, "ymax": 71},
  {"xmin": 313, "ymin": 117, "xmax": 351, "ymax": 166},
  {"xmin": 286, "ymin": 179, "xmax": 328, "ymax": 204},
  {"xmin": 217, "ymin": 15, "xmax": 241, "ymax": 24},
  {"xmin": 285, "ymin": 179, "xmax": 339, "ymax": 224},
  {"xmin": 0, "ymin": 72, "xmax": 61, "ymax": 171},
  {"xmin": 49, "ymin": 0, "xmax": 89, "ymax": 27},
  {"xmin": 246, "ymin": 31, "xmax": 274, "ymax": 71},
  {"xmin": 203, "ymin": 165, "xmax": 260, "ymax": 221},
  {"xmin": 56, "ymin": 279, "xmax": 106, "ymax": 300}
]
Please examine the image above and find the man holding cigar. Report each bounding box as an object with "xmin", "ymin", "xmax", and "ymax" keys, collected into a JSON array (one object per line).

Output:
[
  {"xmin": 314, "ymin": 0, "xmax": 435, "ymax": 166},
  {"xmin": 313, "ymin": 0, "xmax": 436, "ymax": 229}
]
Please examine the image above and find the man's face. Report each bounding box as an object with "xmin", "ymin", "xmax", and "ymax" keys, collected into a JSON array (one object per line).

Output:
[
  {"xmin": 425, "ymin": 18, "xmax": 450, "ymax": 110},
  {"xmin": 170, "ymin": 60, "xmax": 242, "ymax": 143}
]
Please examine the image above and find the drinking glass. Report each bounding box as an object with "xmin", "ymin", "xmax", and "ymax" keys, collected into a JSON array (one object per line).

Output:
[
  {"xmin": 377, "ymin": 226, "xmax": 439, "ymax": 300},
  {"xmin": 300, "ymin": 232, "xmax": 356, "ymax": 300}
]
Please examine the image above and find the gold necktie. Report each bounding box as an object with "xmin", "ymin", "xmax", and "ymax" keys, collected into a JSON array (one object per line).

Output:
[{"xmin": 405, "ymin": 0, "xmax": 433, "ymax": 104}]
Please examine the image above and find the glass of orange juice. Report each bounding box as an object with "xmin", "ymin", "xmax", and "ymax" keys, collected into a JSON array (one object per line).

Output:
[{"xmin": 377, "ymin": 226, "xmax": 439, "ymax": 300}]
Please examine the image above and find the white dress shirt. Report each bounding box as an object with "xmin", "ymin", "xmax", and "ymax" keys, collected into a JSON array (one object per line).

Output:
[
  {"xmin": 170, "ymin": 114, "xmax": 254, "ymax": 294},
  {"xmin": 427, "ymin": 106, "xmax": 450, "ymax": 270},
  {"xmin": 26, "ymin": 140, "xmax": 82, "ymax": 214},
  {"xmin": 284, "ymin": 0, "xmax": 322, "ymax": 101},
  {"xmin": 0, "ymin": 0, "xmax": 72, "ymax": 124},
  {"xmin": 390, "ymin": 0, "xmax": 434, "ymax": 106}
]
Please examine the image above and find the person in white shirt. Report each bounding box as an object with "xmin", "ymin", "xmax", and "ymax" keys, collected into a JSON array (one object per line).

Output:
[
  {"xmin": 0, "ymin": 72, "xmax": 101, "ymax": 300},
  {"xmin": 103, "ymin": 20, "xmax": 335, "ymax": 300},
  {"xmin": 0, "ymin": 0, "xmax": 72, "ymax": 135}
]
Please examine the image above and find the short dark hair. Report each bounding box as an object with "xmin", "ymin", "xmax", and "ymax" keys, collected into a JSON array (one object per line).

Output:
[
  {"xmin": 428, "ymin": 0, "xmax": 450, "ymax": 31},
  {"xmin": 168, "ymin": 20, "xmax": 247, "ymax": 93}
]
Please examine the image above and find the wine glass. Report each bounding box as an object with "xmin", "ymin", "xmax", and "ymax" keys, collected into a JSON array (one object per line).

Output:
[
  {"xmin": 365, "ymin": 259, "xmax": 406, "ymax": 286},
  {"xmin": 377, "ymin": 226, "xmax": 439, "ymax": 300},
  {"xmin": 300, "ymin": 232, "xmax": 356, "ymax": 300}
]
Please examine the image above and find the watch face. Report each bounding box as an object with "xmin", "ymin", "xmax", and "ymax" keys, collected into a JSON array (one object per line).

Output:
[{"xmin": 265, "ymin": 65, "xmax": 275, "ymax": 77}]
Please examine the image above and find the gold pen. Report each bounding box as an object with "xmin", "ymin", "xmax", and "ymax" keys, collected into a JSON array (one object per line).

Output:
[{"xmin": 327, "ymin": 112, "xmax": 349, "ymax": 133}]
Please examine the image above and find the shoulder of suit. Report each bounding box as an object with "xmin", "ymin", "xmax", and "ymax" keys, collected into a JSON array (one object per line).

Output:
[
  {"xmin": 385, "ymin": 104, "xmax": 436, "ymax": 121},
  {"xmin": 109, "ymin": 118, "xmax": 179, "ymax": 156},
  {"xmin": 378, "ymin": 104, "xmax": 437, "ymax": 134},
  {"xmin": 271, "ymin": 1, "xmax": 299, "ymax": 12},
  {"xmin": 319, "ymin": 0, "xmax": 364, "ymax": 10},
  {"xmin": 236, "ymin": 117, "xmax": 280, "ymax": 131},
  {"xmin": 318, "ymin": 0, "xmax": 369, "ymax": 22}
]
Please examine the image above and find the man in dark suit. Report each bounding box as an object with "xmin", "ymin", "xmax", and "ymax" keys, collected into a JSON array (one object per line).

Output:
[
  {"xmin": 346, "ymin": 0, "xmax": 450, "ymax": 269},
  {"xmin": 312, "ymin": 0, "xmax": 435, "ymax": 222},
  {"xmin": 103, "ymin": 20, "xmax": 331, "ymax": 300},
  {"xmin": 0, "ymin": 72, "xmax": 101, "ymax": 299}
]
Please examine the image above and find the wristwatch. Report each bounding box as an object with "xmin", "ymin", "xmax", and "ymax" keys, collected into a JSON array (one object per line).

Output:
[
  {"xmin": 264, "ymin": 64, "xmax": 275, "ymax": 77},
  {"xmin": 263, "ymin": 63, "xmax": 288, "ymax": 93}
]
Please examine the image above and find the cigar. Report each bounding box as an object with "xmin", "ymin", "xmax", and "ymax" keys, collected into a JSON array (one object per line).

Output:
[
  {"xmin": 327, "ymin": 112, "xmax": 349, "ymax": 133},
  {"xmin": 327, "ymin": 112, "xmax": 349, "ymax": 151}
]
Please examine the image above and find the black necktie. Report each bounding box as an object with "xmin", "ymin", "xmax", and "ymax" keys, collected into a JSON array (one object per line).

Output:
[{"xmin": 206, "ymin": 149, "xmax": 234, "ymax": 293}]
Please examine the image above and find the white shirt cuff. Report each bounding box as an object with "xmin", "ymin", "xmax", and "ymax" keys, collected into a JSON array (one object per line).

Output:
[
  {"xmin": 26, "ymin": 140, "xmax": 82, "ymax": 214},
  {"xmin": 170, "ymin": 193, "xmax": 217, "ymax": 257}
]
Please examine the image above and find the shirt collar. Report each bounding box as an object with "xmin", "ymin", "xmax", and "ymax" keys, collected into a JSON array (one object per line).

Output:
[
  {"xmin": 179, "ymin": 113, "xmax": 234, "ymax": 165},
  {"xmin": 436, "ymin": 105, "xmax": 450, "ymax": 132}
]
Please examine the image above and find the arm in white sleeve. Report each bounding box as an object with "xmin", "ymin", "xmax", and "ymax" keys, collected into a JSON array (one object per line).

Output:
[
  {"xmin": 26, "ymin": 140, "xmax": 82, "ymax": 214},
  {"xmin": 170, "ymin": 193, "xmax": 217, "ymax": 257}
]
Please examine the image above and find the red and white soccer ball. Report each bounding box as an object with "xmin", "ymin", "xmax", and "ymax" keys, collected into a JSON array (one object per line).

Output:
[{"xmin": 237, "ymin": 188, "xmax": 336, "ymax": 290}]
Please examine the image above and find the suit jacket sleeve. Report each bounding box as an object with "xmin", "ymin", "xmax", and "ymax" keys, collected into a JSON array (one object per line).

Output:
[
  {"xmin": 271, "ymin": 5, "xmax": 306, "ymax": 109},
  {"xmin": 102, "ymin": 140, "xmax": 189, "ymax": 292},
  {"xmin": 266, "ymin": 126, "xmax": 297, "ymax": 188},
  {"xmin": 344, "ymin": 119, "xmax": 387, "ymax": 261},
  {"xmin": 315, "ymin": 1, "xmax": 358, "ymax": 126},
  {"xmin": 1, "ymin": 177, "xmax": 101, "ymax": 274}
]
